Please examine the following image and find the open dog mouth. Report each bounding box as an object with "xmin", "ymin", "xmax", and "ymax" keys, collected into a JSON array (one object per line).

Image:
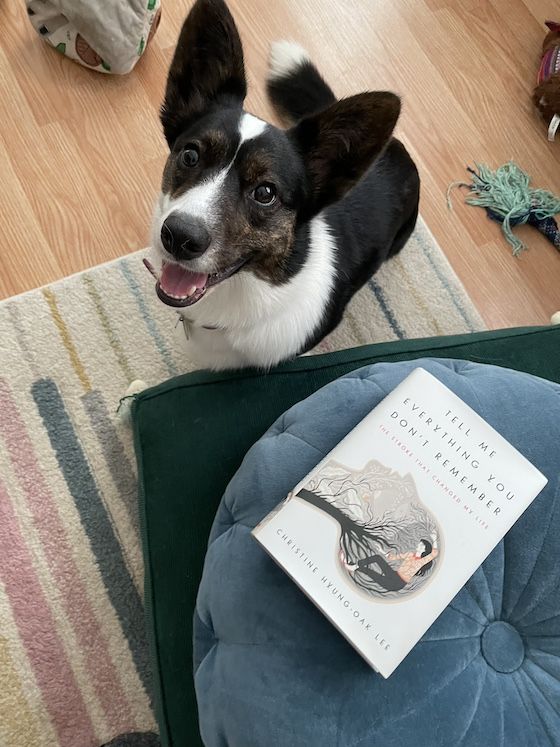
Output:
[{"xmin": 143, "ymin": 257, "xmax": 248, "ymax": 308}]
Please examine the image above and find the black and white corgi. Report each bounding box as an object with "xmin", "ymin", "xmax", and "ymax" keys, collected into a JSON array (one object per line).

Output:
[{"xmin": 149, "ymin": 0, "xmax": 420, "ymax": 370}]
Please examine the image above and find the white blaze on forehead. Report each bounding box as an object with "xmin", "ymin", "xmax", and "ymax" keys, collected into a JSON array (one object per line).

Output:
[
  {"xmin": 238, "ymin": 112, "xmax": 267, "ymax": 143},
  {"xmin": 161, "ymin": 113, "xmax": 267, "ymax": 223},
  {"xmin": 167, "ymin": 168, "xmax": 228, "ymax": 226}
]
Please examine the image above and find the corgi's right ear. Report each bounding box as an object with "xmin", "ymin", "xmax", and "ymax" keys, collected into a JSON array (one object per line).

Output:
[{"xmin": 161, "ymin": 0, "xmax": 246, "ymax": 147}]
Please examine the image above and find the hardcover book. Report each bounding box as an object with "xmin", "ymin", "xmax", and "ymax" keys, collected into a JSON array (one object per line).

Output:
[{"xmin": 252, "ymin": 368, "xmax": 547, "ymax": 677}]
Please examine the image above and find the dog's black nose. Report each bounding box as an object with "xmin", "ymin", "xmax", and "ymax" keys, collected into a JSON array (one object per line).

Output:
[{"xmin": 160, "ymin": 212, "xmax": 211, "ymax": 260}]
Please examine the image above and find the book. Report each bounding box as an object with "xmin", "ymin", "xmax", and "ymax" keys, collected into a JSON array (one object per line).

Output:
[{"xmin": 252, "ymin": 367, "xmax": 548, "ymax": 678}]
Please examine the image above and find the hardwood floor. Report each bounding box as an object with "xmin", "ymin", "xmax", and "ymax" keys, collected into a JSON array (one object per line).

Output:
[{"xmin": 0, "ymin": 0, "xmax": 559, "ymax": 327}]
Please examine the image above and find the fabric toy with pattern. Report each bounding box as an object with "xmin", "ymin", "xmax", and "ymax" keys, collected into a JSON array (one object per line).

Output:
[{"xmin": 534, "ymin": 20, "xmax": 560, "ymax": 141}]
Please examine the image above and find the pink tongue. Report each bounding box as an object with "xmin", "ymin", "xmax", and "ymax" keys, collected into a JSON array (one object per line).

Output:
[{"xmin": 159, "ymin": 262, "xmax": 208, "ymax": 298}]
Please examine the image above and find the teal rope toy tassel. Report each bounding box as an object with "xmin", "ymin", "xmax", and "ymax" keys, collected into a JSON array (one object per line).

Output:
[{"xmin": 447, "ymin": 162, "xmax": 560, "ymax": 256}]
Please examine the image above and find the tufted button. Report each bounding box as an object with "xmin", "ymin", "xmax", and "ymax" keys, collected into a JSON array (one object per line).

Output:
[{"xmin": 481, "ymin": 621, "xmax": 525, "ymax": 673}]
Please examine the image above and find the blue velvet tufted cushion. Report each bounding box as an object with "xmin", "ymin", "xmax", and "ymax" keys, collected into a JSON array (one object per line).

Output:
[{"xmin": 194, "ymin": 359, "xmax": 560, "ymax": 747}]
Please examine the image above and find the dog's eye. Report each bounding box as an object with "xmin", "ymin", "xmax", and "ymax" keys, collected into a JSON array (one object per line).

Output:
[
  {"xmin": 252, "ymin": 183, "xmax": 277, "ymax": 205},
  {"xmin": 180, "ymin": 145, "xmax": 200, "ymax": 168}
]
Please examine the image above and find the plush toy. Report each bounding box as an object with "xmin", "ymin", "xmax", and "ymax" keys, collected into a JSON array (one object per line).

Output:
[
  {"xmin": 534, "ymin": 20, "xmax": 560, "ymax": 141},
  {"xmin": 26, "ymin": 0, "xmax": 161, "ymax": 74}
]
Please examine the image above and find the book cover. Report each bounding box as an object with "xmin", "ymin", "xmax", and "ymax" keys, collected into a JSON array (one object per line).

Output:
[{"xmin": 252, "ymin": 368, "xmax": 548, "ymax": 677}]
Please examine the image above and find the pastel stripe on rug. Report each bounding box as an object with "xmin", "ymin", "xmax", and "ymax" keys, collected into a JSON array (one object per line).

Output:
[
  {"xmin": 0, "ymin": 591, "xmax": 54, "ymax": 747},
  {"xmin": 36, "ymin": 287, "xmax": 142, "ymax": 571},
  {"xmin": 0, "ymin": 378, "xmax": 133, "ymax": 732},
  {"xmin": 1, "ymin": 300, "xmax": 155, "ymax": 744},
  {"xmin": 0, "ymin": 396, "xmax": 148, "ymax": 744},
  {"xmin": 0, "ymin": 476, "xmax": 96, "ymax": 747},
  {"xmin": 0, "ymin": 215, "xmax": 484, "ymax": 745},
  {"xmin": 31, "ymin": 379, "xmax": 152, "ymax": 696}
]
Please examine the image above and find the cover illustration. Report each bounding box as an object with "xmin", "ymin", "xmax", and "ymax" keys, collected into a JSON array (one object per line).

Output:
[{"xmin": 297, "ymin": 460, "xmax": 441, "ymax": 600}]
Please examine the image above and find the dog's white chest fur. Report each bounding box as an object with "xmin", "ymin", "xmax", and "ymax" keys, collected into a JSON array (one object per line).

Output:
[{"xmin": 176, "ymin": 214, "xmax": 336, "ymax": 370}]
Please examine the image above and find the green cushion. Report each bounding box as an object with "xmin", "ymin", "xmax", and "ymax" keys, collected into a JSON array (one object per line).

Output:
[{"xmin": 132, "ymin": 325, "xmax": 560, "ymax": 747}]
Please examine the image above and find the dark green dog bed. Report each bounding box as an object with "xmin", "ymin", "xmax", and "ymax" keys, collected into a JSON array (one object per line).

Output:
[{"xmin": 132, "ymin": 325, "xmax": 560, "ymax": 747}]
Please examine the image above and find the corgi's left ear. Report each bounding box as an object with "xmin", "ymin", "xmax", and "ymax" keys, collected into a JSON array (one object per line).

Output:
[
  {"xmin": 290, "ymin": 92, "xmax": 401, "ymax": 214},
  {"xmin": 161, "ymin": 0, "xmax": 246, "ymax": 147}
]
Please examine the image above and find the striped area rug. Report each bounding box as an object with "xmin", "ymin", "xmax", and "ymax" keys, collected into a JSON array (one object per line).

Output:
[{"xmin": 0, "ymin": 217, "xmax": 484, "ymax": 747}]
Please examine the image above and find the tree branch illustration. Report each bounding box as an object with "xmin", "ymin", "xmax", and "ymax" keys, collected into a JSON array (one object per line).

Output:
[{"xmin": 297, "ymin": 488, "xmax": 400, "ymax": 554}]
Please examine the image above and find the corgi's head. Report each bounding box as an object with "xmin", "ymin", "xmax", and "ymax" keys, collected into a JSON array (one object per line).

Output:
[{"xmin": 151, "ymin": 0, "xmax": 400, "ymax": 308}]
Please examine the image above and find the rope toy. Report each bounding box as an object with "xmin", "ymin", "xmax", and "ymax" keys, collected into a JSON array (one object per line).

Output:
[{"xmin": 447, "ymin": 162, "xmax": 560, "ymax": 256}]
